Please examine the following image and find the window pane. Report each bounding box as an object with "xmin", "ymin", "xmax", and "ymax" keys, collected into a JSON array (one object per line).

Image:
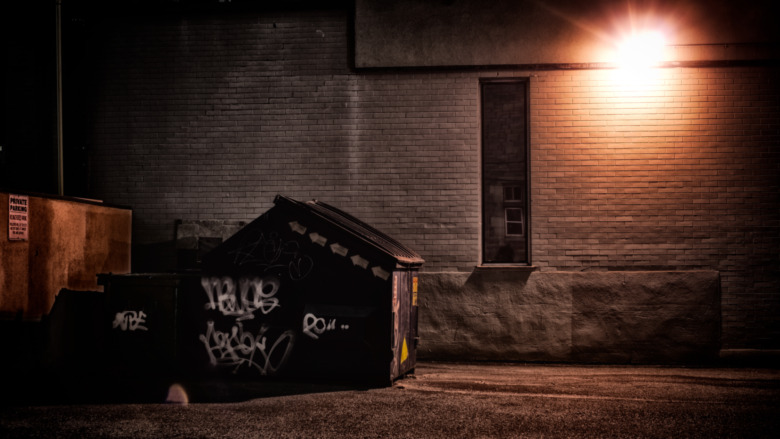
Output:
[
  {"xmin": 506, "ymin": 208, "xmax": 524, "ymax": 222},
  {"xmin": 507, "ymin": 222, "xmax": 525, "ymax": 236},
  {"xmin": 504, "ymin": 185, "xmax": 523, "ymax": 202},
  {"xmin": 481, "ymin": 79, "xmax": 529, "ymax": 263}
]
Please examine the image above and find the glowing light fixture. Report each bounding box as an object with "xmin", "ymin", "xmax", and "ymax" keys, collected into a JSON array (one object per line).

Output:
[{"xmin": 616, "ymin": 31, "xmax": 666, "ymax": 70}]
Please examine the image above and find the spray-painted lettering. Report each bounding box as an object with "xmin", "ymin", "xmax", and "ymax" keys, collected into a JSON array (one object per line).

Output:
[
  {"xmin": 112, "ymin": 310, "xmax": 148, "ymax": 331},
  {"xmin": 227, "ymin": 231, "xmax": 314, "ymax": 280},
  {"xmin": 302, "ymin": 313, "xmax": 349, "ymax": 340},
  {"xmin": 199, "ymin": 320, "xmax": 295, "ymax": 375},
  {"xmin": 201, "ymin": 276, "xmax": 281, "ymax": 321}
]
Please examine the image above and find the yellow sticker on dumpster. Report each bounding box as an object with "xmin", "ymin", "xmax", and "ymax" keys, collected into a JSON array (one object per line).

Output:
[{"xmin": 401, "ymin": 338, "xmax": 409, "ymax": 363}]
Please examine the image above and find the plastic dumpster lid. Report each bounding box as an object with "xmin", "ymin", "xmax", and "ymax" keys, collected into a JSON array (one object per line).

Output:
[{"xmin": 274, "ymin": 195, "xmax": 424, "ymax": 267}]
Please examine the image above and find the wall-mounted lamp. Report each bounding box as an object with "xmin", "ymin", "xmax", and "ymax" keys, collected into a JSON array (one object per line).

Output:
[
  {"xmin": 609, "ymin": 30, "xmax": 668, "ymax": 86},
  {"xmin": 616, "ymin": 31, "xmax": 666, "ymax": 70}
]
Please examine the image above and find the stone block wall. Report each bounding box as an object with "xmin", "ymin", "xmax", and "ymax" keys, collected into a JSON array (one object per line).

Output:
[{"xmin": 418, "ymin": 270, "xmax": 721, "ymax": 364}]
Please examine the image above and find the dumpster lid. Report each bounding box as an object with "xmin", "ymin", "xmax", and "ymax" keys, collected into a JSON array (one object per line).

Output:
[{"xmin": 275, "ymin": 195, "xmax": 424, "ymax": 267}]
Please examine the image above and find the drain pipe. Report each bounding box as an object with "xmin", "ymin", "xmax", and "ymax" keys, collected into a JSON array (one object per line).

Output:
[{"xmin": 55, "ymin": 0, "xmax": 64, "ymax": 196}]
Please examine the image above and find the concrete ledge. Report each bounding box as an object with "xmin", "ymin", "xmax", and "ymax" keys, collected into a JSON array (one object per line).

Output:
[{"xmin": 418, "ymin": 270, "xmax": 721, "ymax": 364}]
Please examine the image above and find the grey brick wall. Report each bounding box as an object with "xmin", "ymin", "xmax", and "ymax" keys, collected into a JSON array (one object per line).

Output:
[
  {"xmin": 89, "ymin": 10, "xmax": 481, "ymax": 273},
  {"xmin": 87, "ymin": 9, "xmax": 779, "ymax": 349}
]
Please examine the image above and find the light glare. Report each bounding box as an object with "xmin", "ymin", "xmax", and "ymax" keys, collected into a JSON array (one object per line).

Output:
[{"xmin": 617, "ymin": 31, "xmax": 666, "ymax": 70}]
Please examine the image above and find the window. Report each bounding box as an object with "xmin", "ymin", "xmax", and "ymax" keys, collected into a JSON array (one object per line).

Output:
[
  {"xmin": 505, "ymin": 208, "xmax": 525, "ymax": 236},
  {"xmin": 503, "ymin": 185, "xmax": 524, "ymax": 202},
  {"xmin": 481, "ymin": 79, "xmax": 529, "ymax": 264}
]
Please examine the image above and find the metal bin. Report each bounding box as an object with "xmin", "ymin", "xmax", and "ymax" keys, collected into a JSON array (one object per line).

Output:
[{"xmin": 101, "ymin": 195, "xmax": 423, "ymax": 385}]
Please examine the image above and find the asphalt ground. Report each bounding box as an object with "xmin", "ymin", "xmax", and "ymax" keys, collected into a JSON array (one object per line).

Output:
[{"xmin": 2, "ymin": 362, "xmax": 779, "ymax": 438}]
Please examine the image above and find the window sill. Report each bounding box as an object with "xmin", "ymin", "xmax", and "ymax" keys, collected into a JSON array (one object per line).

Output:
[{"xmin": 476, "ymin": 264, "xmax": 537, "ymax": 271}]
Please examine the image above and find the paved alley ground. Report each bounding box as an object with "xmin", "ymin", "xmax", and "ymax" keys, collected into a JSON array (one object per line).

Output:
[{"xmin": 2, "ymin": 362, "xmax": 779, "ymax": 438}]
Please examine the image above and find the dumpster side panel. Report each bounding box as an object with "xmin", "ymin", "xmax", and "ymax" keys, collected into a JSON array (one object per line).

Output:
[
  {"xmin": 392, "ymin": 270, "xmax": 417, "ymax": 380},
  {"xmin": 108, "ymin": 281, "xmax": 177, "ymax": 377},
  {"xmin": 409, "ymin": 270, "xmax": 420, "ymax": 371},
  {"xmin": 102, "ymin": 275, "xmax": 202, "ymax": 379}
]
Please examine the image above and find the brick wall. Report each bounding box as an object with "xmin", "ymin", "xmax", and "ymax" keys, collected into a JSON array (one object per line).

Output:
[
  {"xmin": 86, "ymin": 9, "xmax": 779, "ymax": 348},
  {"xmin": 529, "ymin": 68, "xmax": 780, "ymax": 348},
  {"xmin": 88, "ymin": 10, "xmax": 480, "ymax": 272}
]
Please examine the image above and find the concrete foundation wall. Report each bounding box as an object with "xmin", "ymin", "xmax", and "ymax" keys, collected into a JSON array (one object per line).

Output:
[
  {"xmin": 0, "ymin": 192, "xmax": 132, "ymax": 319},
  {"xmin": 418, "ymin": 270, "xmax": 720, "ymax": 364}
]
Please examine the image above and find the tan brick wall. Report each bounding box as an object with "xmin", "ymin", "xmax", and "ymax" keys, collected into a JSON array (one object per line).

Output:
[
  {"xmin": 87, "ymin": 10, "xmax": 779, "ymax": 348},
  {"xmin": 528, "ymin": 67, "xmax": 780, "ymax": 348}
]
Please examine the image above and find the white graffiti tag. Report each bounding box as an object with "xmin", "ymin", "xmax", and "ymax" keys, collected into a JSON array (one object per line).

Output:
[
  {"xmin": 226, "ymin": 231, "xmax": 315, "ymax": 280},
  {"xmin": 201, "ymin": 276, "xmax": 281, "ymax": 321},
  {"xmin": 199, "ymin": 320, "xmax": 295, "ymax": 375},
  {"xmin": 112, "ymin": 310, "xmax": 148, "ymax": 331},
  {"xmin": 302, "ymin": 313, "xmax": 349, "ymax": 340}
]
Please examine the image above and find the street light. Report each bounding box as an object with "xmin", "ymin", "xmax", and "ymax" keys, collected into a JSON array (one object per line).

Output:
[
  {"xmin": 617, "ymin": 31, "xmax": 666, "ymax": 70},
  {"xmin": 611, "ymin": 30, "xmax": 667, "ymax": 86}
]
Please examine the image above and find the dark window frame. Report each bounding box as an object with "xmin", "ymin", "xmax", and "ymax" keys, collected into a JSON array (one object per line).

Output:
[{"xmin": 480, "ymin": 77, "xmax": 531, "ymax": 265}]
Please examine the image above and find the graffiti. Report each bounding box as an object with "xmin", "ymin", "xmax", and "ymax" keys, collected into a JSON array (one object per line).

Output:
[
  {"xmin": 289, "ymin": 254, "xmax": 314, "ymax": 280},
  {"xmin": 302, "ymin": 312, "xmax": 349, "ymax": 340},
  {"xmin": 112, "ymin": 310, "xmax": 148, "ymax": 331},
  {"xmin": 200, "ymin": 273, "xmax": 295, "ymax": 375},
  {"xmin": 227, "ymin": 231, "xmax": 314, "ymax": 280},
  {"xmin": 199, "ymin": 320, "xmax": 295, "ymax": 375},
  {"xmin": 201, "ymin": 276, "xmax": 281, "ymax": 321},
  {"xmin": 200, "ymin": 227, "xmax": 319, "ymax": 376}
]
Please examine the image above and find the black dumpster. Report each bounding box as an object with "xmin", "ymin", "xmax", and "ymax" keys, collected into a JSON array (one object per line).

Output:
[
  {"xmin": 99, "ymin": 273, "xmax": 202, "ymax": 379},
  {"xmin": 199, "ymin": 195, "xmax": 424, "ymax": 383},
  {"xmin": 101, "ymin": 195, "xmax": 423, "ymax": 385}
]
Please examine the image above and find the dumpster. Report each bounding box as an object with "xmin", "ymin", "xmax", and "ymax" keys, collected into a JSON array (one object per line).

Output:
[
  {"xmin": 99, "ymin": 273, "xmax": 202, "ymax": 379},
  {"xmin": 101, "ymin": 195, "xmax": 423, "ymax": 385},
  {"xmin": 199, "ymin": 195, "xmax": 424, "ymax": 383}
]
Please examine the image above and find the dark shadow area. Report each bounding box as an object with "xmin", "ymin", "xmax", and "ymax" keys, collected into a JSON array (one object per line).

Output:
[
  {"xmin": 0, "ymin": 288, "xmax": 386, "ymax": 407},
  {"xmin": 173, "ymin": 376, "xmax": 375, "ymax": 404},
  {"xmin": 132, "ymin": 241, "xmax": 178, "ymax": 273},
  {"xmin": 0, "ymin": 372, "xmax": 376, "ymax": 406}
]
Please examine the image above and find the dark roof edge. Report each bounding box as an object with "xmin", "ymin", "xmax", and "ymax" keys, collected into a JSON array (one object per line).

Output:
[{"xmin": 274, "ymin": 195, "xmax": 424, "ymax": 267}]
